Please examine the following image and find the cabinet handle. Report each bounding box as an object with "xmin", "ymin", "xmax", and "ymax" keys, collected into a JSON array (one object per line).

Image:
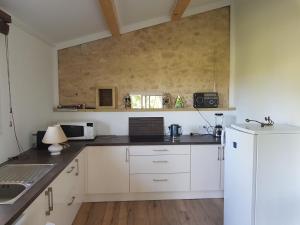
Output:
[
  {"xmin": 217, "ymin": 147, "xmax": 220, "ymax": 161},
  {"xmin": 153, "ymin": 179, "xmax": 168, "ymax": 182},
  {"xmin": 126, "ymin": 148, "xmax": 129, "ymax": 162},
  {"xmin": 222, "ymin": 147, "xmax": 225, "ymax": 160},
  {"xmin": 66, "ymin": 166, "xmax": 75, "ymax": 174},
  {"xmin": 45, "ymin": 187, "xmax": 53, "ymax": 216},
  {"xmin": 152, "ymin": 149, "xmax": 168, "ymax": 152},
  {"xmin": 67, "ymin": 196, "xmax": 75, "ymax": 206},
  {"xmin": 49, "ymin": 187, "xmax": 53, "ymax": 212},
  {"xmin": 75, "ymin": 159, "xmax": 79, "ymax": 176},
  {"xmin": 152, "ymin": 160, "xmax": 169, "ymax": 163},
  {"xmin": 45, "ymin": 189, "xmax": 50, "ymax": 216}
]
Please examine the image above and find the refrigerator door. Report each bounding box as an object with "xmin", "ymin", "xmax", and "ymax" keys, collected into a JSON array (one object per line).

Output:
[
  {"xmin": 255, "ymin": 134, "xmax": 300, "ymax": 225},
  {"xmin": 224, "ymin": 127, "xmax": 256, "ymax": 225}
]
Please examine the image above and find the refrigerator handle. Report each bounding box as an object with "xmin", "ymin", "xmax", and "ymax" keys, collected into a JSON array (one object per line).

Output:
[{"xmin": 221, "ymin": 129, "xmax": 226, "ymax": 147}]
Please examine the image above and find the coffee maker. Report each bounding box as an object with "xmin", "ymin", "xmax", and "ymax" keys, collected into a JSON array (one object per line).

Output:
[{"xmin": 213, "ymin": 113, "xmax": 224, "ymax": 137}]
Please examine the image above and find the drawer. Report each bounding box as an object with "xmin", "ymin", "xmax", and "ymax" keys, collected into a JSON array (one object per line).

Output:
[
  {"xmin": 130, "ymin": 173, "xmax": 190, "ymax": 192},
  {"xmin": 129, "ymin": 145, "xmax": 190, "ymax": 156},
  {"xmin": 130, "ymin": 155, "xmax": 190, "ymax": 174}
]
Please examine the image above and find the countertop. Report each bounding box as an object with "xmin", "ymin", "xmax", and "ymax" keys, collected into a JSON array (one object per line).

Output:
[
  {"xmin": 89, "ymin": 134, "xmax": 221, "ymax": 146},
  {"xmin": 0, "ymin": 134, "xmax": 220, "ymax": 225}
]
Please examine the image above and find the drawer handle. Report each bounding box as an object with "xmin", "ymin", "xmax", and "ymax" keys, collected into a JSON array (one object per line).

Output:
[
  {"xmin": 66, "ymin": 166, "xmax": 75, "ymax": 174},
  {"xmin": 153, "ymin": 179, "xmax": 168, "ymax": 182},
  {"xmin": 152, "ymin": 149, "xmax": 168, "ymax": 152},
  {"xmin": 67, "ymin": 196, "xmax": 75, "ymax": 206},
  {"xmin": 152, "ymin": 160, "xmax": 169, "ymax": 163}
]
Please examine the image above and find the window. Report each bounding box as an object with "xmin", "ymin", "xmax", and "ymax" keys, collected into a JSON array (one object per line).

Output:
[{"xmin": 130, "ymin": 94, "xmax": 163, "ymax": 109}]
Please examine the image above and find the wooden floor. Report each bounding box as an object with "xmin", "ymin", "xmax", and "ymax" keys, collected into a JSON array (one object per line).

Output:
[{"xmin": 72, "ymin": 199, "xmax": 223, "ymax": 225}]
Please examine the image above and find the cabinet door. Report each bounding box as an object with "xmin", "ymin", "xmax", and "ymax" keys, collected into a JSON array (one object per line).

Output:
[
  {"xmin": 220, "ymin": 146, "xmax": 225, "ymax": 190},
  {"xmin": 86, "ymin": 146, "xmax": 129, "ymax": 194},
  {"xmin": 74, "ymin": 152, "xmax": 85, "ymax": 204},
  {"xmin": 13, "ymin": 192, "xmax": 47, "ymax": 225},
  {"xmin": 46, "ymin": 160, "xmax": 78, "ymax": 225},
  {"xmin": 191, "ymin": 145, "xmax": 222, "ymax": 191}
]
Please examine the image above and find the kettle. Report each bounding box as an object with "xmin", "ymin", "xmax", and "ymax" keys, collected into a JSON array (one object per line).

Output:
[{"xmin": 168, "ymin": 124, "xmax": 182, "ymax": 138}]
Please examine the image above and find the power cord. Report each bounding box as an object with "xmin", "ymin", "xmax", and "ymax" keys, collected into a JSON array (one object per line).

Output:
[
  {"xmin": 5, "ymin": 35, "xmax": 23, "ymax": 155},
  {"xmin": 195, "ymin": 108, "xmax": 214, "ymax": 135}
]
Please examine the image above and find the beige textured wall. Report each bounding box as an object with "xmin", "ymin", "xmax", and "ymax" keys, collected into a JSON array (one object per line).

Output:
[{"xmin": 58, "ymin": 7, "xmax": 230, "ymax": 109}]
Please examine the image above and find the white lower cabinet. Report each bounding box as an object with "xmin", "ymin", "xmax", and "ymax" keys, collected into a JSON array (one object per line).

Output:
[
  {"xmin": 130, "ymin": 173, "xmax": 190, "ymax": 192},
  {"xmin": 191, "ymin": 145, "xmax": 224, "ymax": 191},
  {"xmin": 13, "ymin": 152, "xmax": 84, "ymax": 225},
  {"xmin": 86, "ymin": 146, "xmax": 129, "ymax": 194},
  {"xmin": 129, "ymin": 145, "xmax": 191, "ymax": 193},
  {"xmin": 14, "ymin": 144, "xmax": 224, "ymax": 224},
  {"xmin": 13, "ymin": 193, "xmax": 47, "ymax": 225},
  {"xmin": 46, "ymin": 156, "xmax": 81, "ymax": 225},
  {"xmin": 130, "ymin": 154, "xmax": 190, "ymax": 174}
]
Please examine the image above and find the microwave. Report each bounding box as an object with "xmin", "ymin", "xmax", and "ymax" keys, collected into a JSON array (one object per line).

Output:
[{"xmin": 59, "ymin": 122, "xmax": 95, "ymax": 140}]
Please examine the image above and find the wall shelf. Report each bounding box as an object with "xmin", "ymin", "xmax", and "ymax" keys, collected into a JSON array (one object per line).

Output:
[{"xmin": 53, "ymin": 107, "xmax": 236, "ymax": 113}]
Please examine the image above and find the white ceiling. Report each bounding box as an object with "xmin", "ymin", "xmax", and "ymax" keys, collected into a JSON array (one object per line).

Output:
[{"xmin": 0, "ymin": 0, "xmax": 230, "ymax": 49}]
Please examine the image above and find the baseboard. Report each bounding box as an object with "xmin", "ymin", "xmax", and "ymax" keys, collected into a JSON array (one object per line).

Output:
[{"xmin": 84, "ymin": 191, "xmax": 224, "ymax": 202}]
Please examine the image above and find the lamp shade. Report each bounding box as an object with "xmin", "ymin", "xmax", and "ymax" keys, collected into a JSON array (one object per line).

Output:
[{"xmin": 42, "ymin": 125, "xmax": 67, "ymax": 144}]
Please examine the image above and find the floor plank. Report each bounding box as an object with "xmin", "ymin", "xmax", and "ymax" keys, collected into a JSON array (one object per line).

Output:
[{"xmin": 73, "ymin": 199, "xmax": 223, "ymax": 225}]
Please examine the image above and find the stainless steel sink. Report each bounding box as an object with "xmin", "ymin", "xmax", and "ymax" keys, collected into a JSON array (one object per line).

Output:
[
  {"xmin": 0, "ymin": 183, "xmax": 28, "ymax": 204},
  {"xmin": 0, "ymin": 164, "xmax": 54, "ymax": 204}
]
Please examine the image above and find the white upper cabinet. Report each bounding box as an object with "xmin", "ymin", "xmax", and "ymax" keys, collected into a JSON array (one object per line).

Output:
[{"xmin": 86, "ymin": 146, "xmax": 130, "ymax": 194}]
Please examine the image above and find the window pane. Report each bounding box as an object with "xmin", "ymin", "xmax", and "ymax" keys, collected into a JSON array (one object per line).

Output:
[
  {"xmin": 130, "ymin": 95, "xmax": 142, "ymax": 109},
  {"xmin": 130, "ymin": 94, "xmax": 163, "ymax": 109}
]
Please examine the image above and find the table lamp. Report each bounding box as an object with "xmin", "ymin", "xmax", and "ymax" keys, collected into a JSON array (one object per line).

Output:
[{"xmin": 42, "ymin": 125, "xmax": 68, "ymax": 155}]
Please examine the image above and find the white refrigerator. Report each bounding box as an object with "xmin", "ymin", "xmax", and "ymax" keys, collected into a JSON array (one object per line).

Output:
[{"xmin": 223, "ymin": 124, "xmax": 300, "ymax": 225}]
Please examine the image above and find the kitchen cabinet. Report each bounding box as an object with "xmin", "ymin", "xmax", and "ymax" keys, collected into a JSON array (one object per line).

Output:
[
  {"xmin": 13, "ymin": 143, "xmax": 224, "ymax": 225},
  {"xmin": 45, "ymin": 154, "xmax": 83, "ymax": 225},
  {"xmin": 130, "ymin": 173, "xmax": 190, "ymax": 192},
  {"xmin": 129, "ymin": 145, "xmax": 191, "ymax": 193},
  {"xmin": 12, "ymin": 193, "xmax": 47, "ymax": 225},
  {"xmin": 130, "ymin": 154, "xmax": 190, "ymax": 174},
  {"xmin": 129, "ymin": 145, "xmax": 190, "ymax": 156},
  {"xmin": 86, "ymin": 146, "xmax": 129, "ymax": 194},
  {"xmin": 13, "ymin": 153, "xmax": 84, "ymax": 225},
  {"xmin": 220, "ymin": 147, "xmax": 225, "ymax": 190},
  {"xmin": 191, "ymin": 145, "xmax": 224, "ymax": 191},
  {"xmin": 74, "ymin": 152, "xmax": 85, "ymax": 204}
]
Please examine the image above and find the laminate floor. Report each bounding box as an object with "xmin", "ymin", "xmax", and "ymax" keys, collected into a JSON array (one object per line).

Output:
[{"xmin": 72, "ymin": 199, "xmax": 223, "ymax": 225}]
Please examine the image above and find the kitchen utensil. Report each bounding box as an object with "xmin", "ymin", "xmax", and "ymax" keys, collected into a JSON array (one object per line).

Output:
[
  {"xmin": 213, "ymin": 113, "xmax": 224, "ymax": 137},
  {"xmin": 168, "ymin": 124, "xmax": 182, "ymax": 138}
]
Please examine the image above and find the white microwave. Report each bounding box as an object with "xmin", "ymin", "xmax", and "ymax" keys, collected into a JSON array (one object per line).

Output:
[{"xmin": 59, "ymin": 122, "xmax": 95, "ymax": 140}]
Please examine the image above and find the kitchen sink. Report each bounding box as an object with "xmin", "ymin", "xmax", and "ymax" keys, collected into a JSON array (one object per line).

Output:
[
  {"xmin": 0, "ymin": 183, "xmax": 28, "ymax": 204},
  {"xmin": 0, "ymin": 164, "xmax": 54, "ymax": 204}
]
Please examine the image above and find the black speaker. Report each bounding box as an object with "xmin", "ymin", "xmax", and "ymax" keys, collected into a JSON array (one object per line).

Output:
[{"xmin": 193, "ymin": 92, "xmax": 219, "ymax": 108}]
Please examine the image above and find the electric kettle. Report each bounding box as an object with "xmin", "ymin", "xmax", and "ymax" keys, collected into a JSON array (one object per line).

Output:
[{"xmin": 168, "ymin": 124, "xmax": 182, "ymax": 138}]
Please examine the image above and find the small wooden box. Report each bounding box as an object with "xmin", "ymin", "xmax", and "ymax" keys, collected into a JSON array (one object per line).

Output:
[{"xmin": 96, "ymin": 87, "xmax": 117, "ymax": 109}]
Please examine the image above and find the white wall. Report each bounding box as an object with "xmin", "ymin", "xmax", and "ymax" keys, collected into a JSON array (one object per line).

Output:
[
  {"xmin": 52, "ymin": 111, "xmax": 236, "ymax": 135},
  {"xmin": 232, "ymin": 0, "xmax": 300, "ymax": 125},
  {"xmin": 0, "ymin": 24, "xmax": 54, "ymax": 163}
]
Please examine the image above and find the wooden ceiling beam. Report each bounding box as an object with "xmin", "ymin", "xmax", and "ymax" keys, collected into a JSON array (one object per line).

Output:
[
  {"xmin": 0, "ymin": 9, "xmax": 11, "ymax": 23},
  {"xmin": 98, "ymin": 0, "xmax": 120, "ymax": 36},
  {"xmin": 171, "ymin": 0, "xmax": 191, "ymax": 21},
  {"xmin": 0, "ymin": 9, "xmax": 11, "ymax": 35}
]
